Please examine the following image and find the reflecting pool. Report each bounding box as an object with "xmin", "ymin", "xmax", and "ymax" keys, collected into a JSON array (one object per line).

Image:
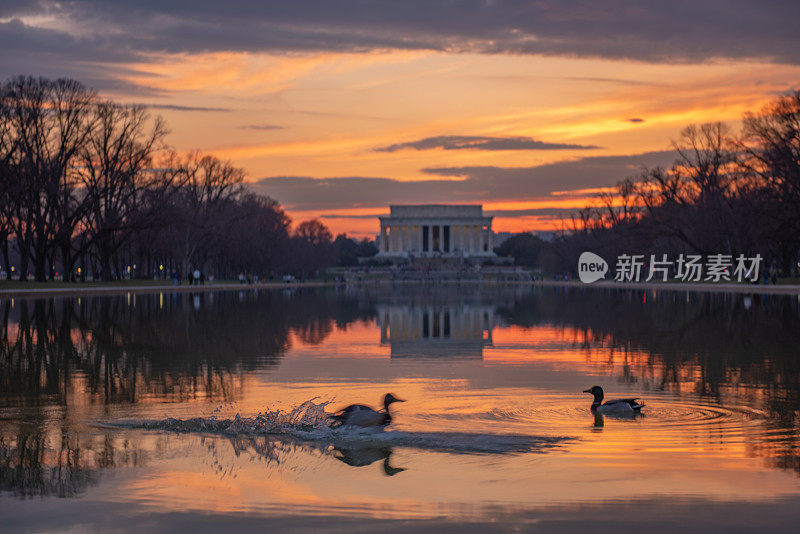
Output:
[{"xmin": 1, "ymin": 285, "xmax": 799, "ymax": 532}]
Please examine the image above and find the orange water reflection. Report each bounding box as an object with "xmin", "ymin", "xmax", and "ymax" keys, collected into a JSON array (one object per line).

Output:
[{"xmin": 1, "ymin": 287, "xmax": 799, "ymax": 525}]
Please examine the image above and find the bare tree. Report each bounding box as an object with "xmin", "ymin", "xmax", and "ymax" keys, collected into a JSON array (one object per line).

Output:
[
  {"xmin": 171, "ymin": 152, "xmax": 246, "ymax": 274},
  {"xmin": 76, "ymin": 102, "xmax": 172, "ymax": 280},
  {"xmin": 290, "ymin": 219, "xmax": 335, "ymax": 277},
  {"xmin": 740, "ymin": 91, "xmax": 800, "ymax": 273},
  {"xmin": 1, "ymin": 76, "xmax": 96, "ymax": 281},
  {"xmin": 0, "ymin": 89, "xmax": 15, "ymax": 278}
]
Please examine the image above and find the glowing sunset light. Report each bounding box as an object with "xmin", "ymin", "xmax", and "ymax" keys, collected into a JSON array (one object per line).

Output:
[{"xmin": 5, "ymin": 7, "xmax": 792, "ymax": 238}]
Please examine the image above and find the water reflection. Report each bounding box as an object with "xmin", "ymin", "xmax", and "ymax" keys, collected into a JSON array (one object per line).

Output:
[
  {"xmin": 378, "ymin": 301, "xmax": 495, "ymax": 358},
  {"xmin": 0, "ymin": 425, "xmax": 156, "ymax": 498},
  {"xmin": 0, "ymin": 290, "xmax": 372, "ymax": 407},
  {"xmin": 590, "ymin": 410, "xmax": 645, "ymax": 430},
  {"xmin": 0, "ymin": 284, "xmax": 799, "ymax": 507},
  {"xmin": 332, "ymin": 446, "xmax": 406, "ymax": 476}
]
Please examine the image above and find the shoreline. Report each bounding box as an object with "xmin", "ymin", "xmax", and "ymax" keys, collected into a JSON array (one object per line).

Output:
[
  {"xmin": 0, "ymin": 278, "xmax": 798, "ymax": 298},
  {"xmin": 533, "ymin": 279, "xmax": 800, "ymax": 295},
  {"xmin": 0, "ymin": 281, "xmax": 334, "ymax": 298}
]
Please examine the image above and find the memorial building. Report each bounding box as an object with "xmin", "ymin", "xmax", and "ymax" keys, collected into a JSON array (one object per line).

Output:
[{"xmin": 377, "ymin": 205, "xmax": 496, "ymax": 260}]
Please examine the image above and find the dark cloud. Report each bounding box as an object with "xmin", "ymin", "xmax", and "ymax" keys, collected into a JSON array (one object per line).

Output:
[
  {"xmin": 627, "ymin": 118, "xmax": 646, "ymax": 123},
  {"xmin": 0, "ymin": 1, "xmax": 49, "ymax": 18},
  {"xmin": 253, "ymin": 150, "xmax": 677, "ymax": 210},
  {"xmin": 563, "ymin": 76, "xmax": 666, "ymax": 87},
  {"xmin": 317, "ymin": 207, "xmax": 575, "ymax": 219},
  {"xmin": 143, "ymin": 104, "xmax": 232, "ymax": 112},
  {"xmin": 375, "ymin": 135, "xmax": 599, "ymax": 152},
  {"xmin": 1, "ymin": 0, "xmax": 798, "ymax": 90},
  {"xmin": 0, "ymin": 20, "xmax": 158, "ymax": 94},
  {"xmin": 485, "ymin": 207, "xmax": 582, "ymax": 218},
  {"xmin": 237, "ymin": 124, "xmax": 285, "ymax": 130}
]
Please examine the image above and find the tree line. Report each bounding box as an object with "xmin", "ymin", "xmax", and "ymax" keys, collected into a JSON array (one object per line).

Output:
[
  {"xmin": 501, "ymin": 91, "xmax": 800, "ymax": 278},
  {"xmin": 0, "ymin": 75, "xmax": 375, "ymax": 282}
]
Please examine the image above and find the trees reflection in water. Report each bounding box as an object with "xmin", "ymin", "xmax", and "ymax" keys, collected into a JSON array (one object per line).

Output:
[
  {"xmin": 0, "ymin": 422, "xmax": 160, "ymax": 498},
  {"xmin": 0, "ymin": 289, "xmax": 374, "ymax": 407},
  {"xmin": 498, "ymin": 287, "xmax": 800, "ymax": 407}
]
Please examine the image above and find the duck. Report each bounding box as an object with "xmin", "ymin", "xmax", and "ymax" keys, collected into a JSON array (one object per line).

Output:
[
  {"xmin": 582, "ymin": 386, "xmax": 644, "ymax": 414},
  {"xmin": 328, "ymin": 393, "xmax": 405, "ymax": 428}
]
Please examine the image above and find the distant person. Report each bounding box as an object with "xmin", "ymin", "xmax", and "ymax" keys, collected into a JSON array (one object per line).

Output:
[{"xmin": 193, "ymin": 269, "xmax": 201, "ymax": 285}]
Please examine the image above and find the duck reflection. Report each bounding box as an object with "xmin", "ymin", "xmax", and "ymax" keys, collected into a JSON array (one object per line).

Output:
[
  {"xmin": 202, "ymin": 433, "xmax": 409, "ymax": 478},
  {"xmin": 591, "ymin": 410, "xmax": 645, "ymax": 430},
  {"xmin": 332, "ymin": 446, "xmax": 406, "ymax": 476},
  {"xmin": 211, "ymin": 435, "xmax": 408, "ymax": 477}
]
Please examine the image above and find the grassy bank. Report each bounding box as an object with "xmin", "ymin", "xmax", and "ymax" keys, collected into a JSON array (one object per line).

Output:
[{"xmin": 0, "ymin": 279, "xmax": 182, "ymax": 290}]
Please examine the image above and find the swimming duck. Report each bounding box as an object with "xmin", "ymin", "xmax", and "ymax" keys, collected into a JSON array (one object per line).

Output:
[
  {"xmin": 583, "ymin": 386, "xmax": 644, "ymax": 414},
  {"xmin": 328, "ymin": 393, "xmax": 405, "ymax": 428}
]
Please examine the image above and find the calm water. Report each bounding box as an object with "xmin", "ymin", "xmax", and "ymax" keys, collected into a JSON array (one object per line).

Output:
[{"xmin": 1, "ymin": 285, "xmax": 799, "ymax": 532}]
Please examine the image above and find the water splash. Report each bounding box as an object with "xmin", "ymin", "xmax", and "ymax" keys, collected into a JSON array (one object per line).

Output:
[
  {"xmin": 125, "ymin": 398, "xmax": 333, "ymax": 435},
  {"xmin": 106, "ymin": 398, "xmax": 571, "ymax": 455}
]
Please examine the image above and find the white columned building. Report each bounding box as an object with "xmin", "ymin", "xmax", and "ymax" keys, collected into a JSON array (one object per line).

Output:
[{"xmin": 377, "ymin": 205, "xmax": 496, "ymax": 259}]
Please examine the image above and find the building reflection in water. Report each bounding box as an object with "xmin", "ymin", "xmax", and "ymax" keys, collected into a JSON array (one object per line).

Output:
[{"xmin": 378, "ymin": 303, "xmax": 495, "ymax": 358}]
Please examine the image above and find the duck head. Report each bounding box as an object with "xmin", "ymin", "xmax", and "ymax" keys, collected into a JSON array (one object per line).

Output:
[
  {"xmin": 582, "ymin": 386, "xmax": 604, "ymax": 405},
  {"xmin": 384, "ymin": 393, "xmax": 405, "ymax": 410}
]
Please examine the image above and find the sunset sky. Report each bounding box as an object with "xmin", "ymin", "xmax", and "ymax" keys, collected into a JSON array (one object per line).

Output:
[{"xmin": 3, "ymin": 1, "xmax": 799, "ymax": 237}]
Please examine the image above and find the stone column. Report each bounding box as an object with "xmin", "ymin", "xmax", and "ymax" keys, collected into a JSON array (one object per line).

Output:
[
  {"xmin": 397, "ymin": 225, "xmax": 403, "ymax": 253},
  {"xmin": 427, "ymin": 225, "xmax": 433, "ymax": 254},
  {"xmin": 381, "ymin": 224, "xmax": 388, "ymax": 252}
]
